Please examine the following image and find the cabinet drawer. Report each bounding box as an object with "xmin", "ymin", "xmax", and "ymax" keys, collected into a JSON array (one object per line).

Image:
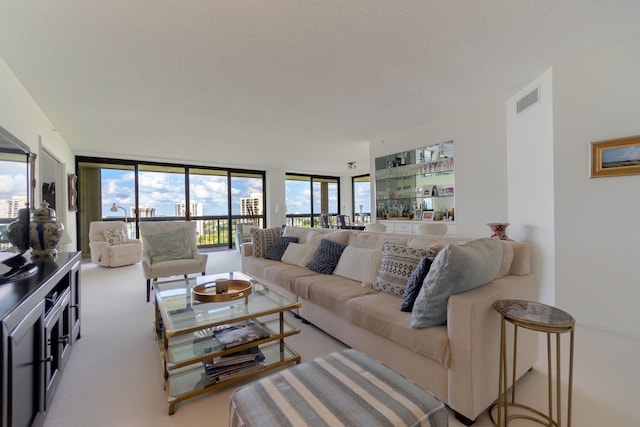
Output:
[{"xmin": 395, "ymin": 223, "xmax": 414, "ymax": 234}]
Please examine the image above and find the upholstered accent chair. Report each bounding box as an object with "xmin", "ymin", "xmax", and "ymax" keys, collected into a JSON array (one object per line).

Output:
[
  {"xmin": 234, "ymin": 222, "xmax": 255, "ymax": 252},
  {"xmin": 364, "ymin": 223, "xmax": 387, "ymax": 232},
  {"xmin": 415, "ymin": 223, "xmax": 448, "ymax": 236},
  {"xmin": 89, "ymin": 221, "xmax": 142, "ymax": 267},
  {"xmin": 139, "ymin": 221, "xmax": 208, "ymax": 302}
]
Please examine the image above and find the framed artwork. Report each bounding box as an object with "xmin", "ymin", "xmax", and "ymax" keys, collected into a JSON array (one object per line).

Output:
[
  {"xmin": 591, "ymin": 135, "xmax": 640, "ymax": 178},
  {"xmin": 68, "ymin": 173, "xmax": 78, "ymax": 211},
  {"xmin": 413, "ymin": 209, "xmax": 423, "ymax": 220},
  {"xmin": 422, "ymin": 211, "xmax": 434, "ymax": 221}
]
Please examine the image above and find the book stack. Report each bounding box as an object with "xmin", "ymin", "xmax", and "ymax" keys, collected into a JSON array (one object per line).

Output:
[{"xmin": 201, "ymin": 321, "xmax": 270, "ymax": 383}]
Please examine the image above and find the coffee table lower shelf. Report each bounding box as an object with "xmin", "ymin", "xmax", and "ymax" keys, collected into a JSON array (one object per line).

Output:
[{"xmin": 163, "ymin": 341, "xmax": 300, "ymax": 415}]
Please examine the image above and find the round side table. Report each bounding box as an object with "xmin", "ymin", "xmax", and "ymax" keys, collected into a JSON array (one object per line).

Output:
[{"xmin": 491, "ymin": 300, "xmax": 575, "ymax": 426}]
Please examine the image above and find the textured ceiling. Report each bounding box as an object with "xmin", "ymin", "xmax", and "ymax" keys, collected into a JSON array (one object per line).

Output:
[{"xmin": 1, "ymin": 1, "xmax": 640, "ymax": 175}]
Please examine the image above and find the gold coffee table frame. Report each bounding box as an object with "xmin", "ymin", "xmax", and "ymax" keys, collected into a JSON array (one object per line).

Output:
[
  {"xmin": 154, "ymin": 271, "xmax": 301, "ymax": 415},
  {"xmin": 492, "ymin": 300, "xmax": 575, "ymax": 426}
]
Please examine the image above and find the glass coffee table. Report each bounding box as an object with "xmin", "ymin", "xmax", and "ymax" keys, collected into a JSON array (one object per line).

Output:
[{"xmin": 154, "ymin": 271, "xmax": 301, "ymax": 414}]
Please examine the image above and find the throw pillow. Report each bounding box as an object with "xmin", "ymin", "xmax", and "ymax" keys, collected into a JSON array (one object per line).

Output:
[
  {"xmin": 307, "ymin": 239, "xmax": 347, "ymax": 274},
  {"xmin": 103, "ymin": 227, "xmax": 127, "ymax": 246},
  {"xmin": 400, "ymin": 256, "xmax": 433, "ymax": 312},
  {"xmin": 333, "ymin": 246, "xmax": 383, "ymax": 286},
  {"xmin": 142, "ymin": 227, "xmax": 193, "ymax": 263},
  {"xmin": 265, "ymin": 236, "xmax": 299, "ymax": 261},
  {"xmin": 251, "ymin": 227, "xmax": 283, "ymax": 258},
  {"xmin": 411, "ymin": 238, "xmax": 503, "ymax": 328},
  {"xmin": 281, "ymin": 243, "xmax": 317, "ymax": 267},
  {"xmin": 373, "ymin": 243, "xmax": 437, "ymax": 297}
]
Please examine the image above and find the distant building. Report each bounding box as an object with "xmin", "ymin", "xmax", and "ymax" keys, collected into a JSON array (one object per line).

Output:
[
  {"xmin": 132, "ymin": 206, "xmax": 156, "ymax": 218},
  {"xmin": 175, "ymin": 201, "xmax": 202, "ymax": 217},
  {"xmin": 240, "ymin": 193, "xmax": 262, "ymax": 218},
  {"xmin": 0, "ymin": 196, "xmax": 27, "ymax": 219}
]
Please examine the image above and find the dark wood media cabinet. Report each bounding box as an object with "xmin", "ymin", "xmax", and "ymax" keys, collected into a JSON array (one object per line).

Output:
[{"xmin": 0, "ymin": 252, "xmax": 81, "ymax": 427}]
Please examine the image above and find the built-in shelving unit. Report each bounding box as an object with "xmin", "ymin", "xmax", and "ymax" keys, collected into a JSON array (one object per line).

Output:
[{"xmin": 375, "ymin": 141, "xmax": 455, "ymax": 226}]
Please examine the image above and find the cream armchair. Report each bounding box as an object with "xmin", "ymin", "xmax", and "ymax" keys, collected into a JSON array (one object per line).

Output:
[
  {"xmin": 139, "ymin": 221, "xmax": 208, "ymax": 302},
  {"xmin": 89, "ymin": 221, "xmax": 142, "ymax": 267}
]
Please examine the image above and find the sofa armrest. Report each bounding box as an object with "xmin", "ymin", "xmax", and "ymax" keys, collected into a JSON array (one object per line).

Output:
[
  {"xmin": 240, "ymin": 242, "xmax": 254, "ymax": 257},
  {"xmin": 446, "ymin": 274, "xmax": 538, "ymax": 421}
]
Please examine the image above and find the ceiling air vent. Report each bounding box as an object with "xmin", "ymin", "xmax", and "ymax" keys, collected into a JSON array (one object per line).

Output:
[{"xmin": 516, "ymin": 87, "xmax": 540, "ymax": 114}]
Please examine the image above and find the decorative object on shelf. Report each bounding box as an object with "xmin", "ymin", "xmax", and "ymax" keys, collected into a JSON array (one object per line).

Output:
[
  {"xmin": 413, "ymin": 209, "xmax": 423, "ymax": 220},
  {"xmin": 68, "ymin": 173, "xmax": 78, "ymax": 211},
  {"xmin": 590, "ymin": 135, "xmax": 640, "ymax": 178},
  {"xmin": 6, "ymin": 204, "xmax": 31, "ymax": 252},
  {"xmin": 487, "ymin": 222, "xmax": 513, "ymax": 241},
  {"xmin": 29, "ymin": 201, "xmax": 65, "ymax": 259},
  {"xmin": 422, "ymin": 211, "xmax": 434, "ymax": 221}
]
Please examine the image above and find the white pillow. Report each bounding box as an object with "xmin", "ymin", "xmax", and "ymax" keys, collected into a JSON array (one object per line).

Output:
[
  {"xmin": 281, "ymin": 243, "xmax": 317, "ymax": 268},
  {"xmin": 333, "ymin": 246, "xmax": 383, "ymax": 286}
]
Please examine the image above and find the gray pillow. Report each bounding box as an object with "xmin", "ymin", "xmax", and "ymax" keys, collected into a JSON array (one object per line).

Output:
[
  {"xmin": 307, "ymin": 239, "xmax": 346, "ymax": 274},
  {"xmin": 411, "ymin": 238, "xmax": 503, "ymax": 328},
  {"xmin": 143, "ymin": 228, "xmax": 193, "ymax": 263},
  {"xmin": 251, "ymin": 227, "xmax": 283, "ymax": 258},
  {"xmin": 265, "ymin": 236, "xmax": 299, "ymax": 261}
]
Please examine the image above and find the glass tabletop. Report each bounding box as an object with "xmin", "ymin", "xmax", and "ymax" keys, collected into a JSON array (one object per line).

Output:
[
  {"xmin": 155, "ymin": 271, "xmax": 299, "ymax": 336},
  {"xmin": 493, "ymin": 299, "xmax": 574, "ymax": 330}
]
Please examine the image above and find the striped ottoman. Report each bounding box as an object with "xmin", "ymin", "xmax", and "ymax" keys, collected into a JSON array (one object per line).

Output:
[{"xmin": 229, "ymin": 349, "xmax": 448, "ymax": 427}]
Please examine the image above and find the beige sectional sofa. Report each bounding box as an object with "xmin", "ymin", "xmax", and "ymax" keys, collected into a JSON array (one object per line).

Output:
[{"xmin": 240, "ymin": 226, "xmax": 538, "ymax": 424}]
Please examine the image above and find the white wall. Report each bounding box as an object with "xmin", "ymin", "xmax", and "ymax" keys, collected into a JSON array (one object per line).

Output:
[
  {"xmin": 506, "ymin": 69, "xmax": 555, "ymax": 304},
  {"xmin": 552, "ymin": 35, "xmax": 640, "ymax": 338},
  {"xmin": 0, "ymin": 57, "xmax": 77, "ymax": 250},
  {"xmin": 370, "ymin": 104, "xmax": 508, "ymax": 238}
]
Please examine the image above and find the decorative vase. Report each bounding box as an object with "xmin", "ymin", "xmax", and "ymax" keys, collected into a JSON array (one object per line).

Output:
[
  {"xmin": 6, "ymin": 205, "xmax": 31, "ymax": 252},
  {"xmin": 29, "ymin": 201, "xmax": 65, "ymax": 259},
  {"xmin": 487, "ymin": 222, "xmax": 513, "ymax": 241}
]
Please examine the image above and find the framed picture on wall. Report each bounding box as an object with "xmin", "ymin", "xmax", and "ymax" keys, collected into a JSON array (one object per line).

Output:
[
  {"xmin": 422, "ymin": 211, "xmax": 434, "ymax": 221},
  {"xmin": 68, "ymin": 173, "xmax": 78, "ymax": 211},
  {"xmin": 590, "ymin": 135, "xmax": 640, "ymax": 178}
]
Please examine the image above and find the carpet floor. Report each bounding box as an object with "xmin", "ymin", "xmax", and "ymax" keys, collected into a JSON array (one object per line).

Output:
[{"xmin": 42, "ymin": 250, "xmax": 639, "ymax": 427}]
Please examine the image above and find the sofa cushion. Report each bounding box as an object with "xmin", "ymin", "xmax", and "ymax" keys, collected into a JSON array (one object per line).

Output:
[
  {"xmin": 142, "ymin": 227, "xmax": 193, "ymax": 263},
  {"xmin": 294, "ymin": 274, "xmax": 377, "ymax": 314},
  {"xmin": 262, "ymin": 263, "xmax": 319, "ymax": 295},
  {"xmin": 373, "ymin": 243, "xmax": 439, "ymax": 297},
  {"xmin": 265, "ymin": 236, "xmax": 299, "ymax": 261},
  {"xmin": 345, "ymin": 293, "xmax": 450, "ymax": 367},
  {"xmin": 281, "ymin": 243, "xmax": 317, "ymax": 268},
  {"xmin": 333, "ymin": 246, "xmax": 383, "ymax": 286},
  {"xmin": 283, "ymin": 226, "xmax": 331, "ymax": 244},
  {"xmin": 308, "ymin": 230, "xmax": 350, "ymax": 247},
  {"xmin": 347, "ymin": 232, "xmax": 408, "ymax": 250},
  {"xmin": 400, "ymin": 256, "xmax": 433, "ymax": 312},
  {"xmin": 242, "ymin": 255, "xmax": 282, "ymax": 279},
  {"xmin": 411, "ymin": 238, "xmax": 503, "ymax": 328},
  {"xmin": 103, "ymin": 227, "xmax": 127, "ymax": 246},
  {"xmin": 307, "ymin": 239, "xmax": 347, "ymax": 274},
  {"xmin": 251, "ymin": 227, "xmax": 283, "ymax": 258}
]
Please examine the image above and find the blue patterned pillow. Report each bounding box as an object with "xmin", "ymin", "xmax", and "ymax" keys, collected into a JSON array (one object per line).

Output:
[
  {"xmin": 400, "ymin": 256, "xmax": 433, "ymax": 312},
  {"xmin": 251, "ymin": 227, "xmax": 283, "ymax": 258},
  {"xmin": 307, "ymin": 239, "xmax": 346, "ymax": 274},
  {"xmin": 265, "ymin": 236, "xmax": 299, "ymax": 261}
]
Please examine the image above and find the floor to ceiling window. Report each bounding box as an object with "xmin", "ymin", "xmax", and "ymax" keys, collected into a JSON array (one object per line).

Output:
[
  {"xmin": 285, "ymin": 174, "xmax": 340, "ymax": 228},
  {"xmin": 76, "ymin": 157, "xmax": 265, "ymax": 256},
  {"xmin": 352, "ymin": 174, "xmax": 371, "ymax": 224}
]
